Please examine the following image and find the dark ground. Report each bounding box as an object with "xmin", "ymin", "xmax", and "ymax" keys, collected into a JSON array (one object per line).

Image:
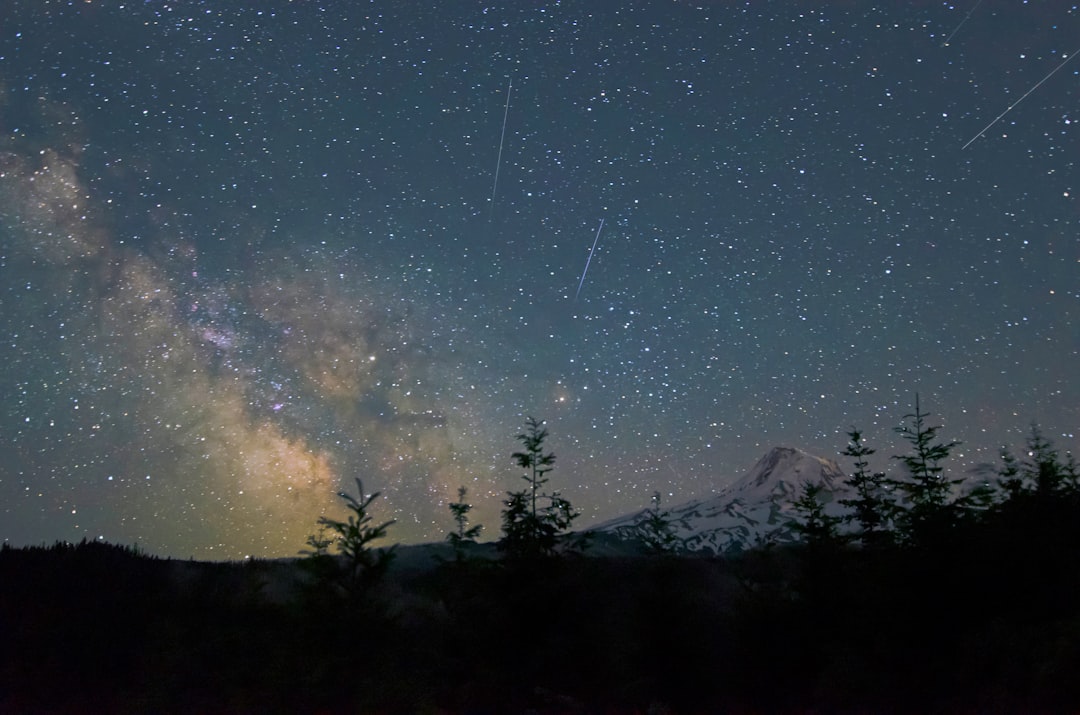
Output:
[{"xmin": 2, "ymin": 535, "xmax": 1079, "ymax": 714}]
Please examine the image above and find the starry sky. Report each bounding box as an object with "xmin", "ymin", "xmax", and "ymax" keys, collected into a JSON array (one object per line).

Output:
[{"xmin": 0, "ymin": 1, "xmax": 1077, "ymax": 559}]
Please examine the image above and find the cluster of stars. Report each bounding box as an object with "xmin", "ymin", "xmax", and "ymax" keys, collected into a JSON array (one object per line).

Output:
[{"xmin": 0, "ymin": 1, "xmax": 1076, "ymax": 558}]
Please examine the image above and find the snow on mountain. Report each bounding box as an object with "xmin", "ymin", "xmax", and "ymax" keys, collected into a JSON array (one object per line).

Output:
[{"xmin": 594, "ymin": 446, "xmax": 850, "ymax": 554}]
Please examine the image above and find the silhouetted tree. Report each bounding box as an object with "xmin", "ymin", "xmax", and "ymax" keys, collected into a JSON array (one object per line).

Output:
[
  {"xmin": 302, "ymin": 478, "xmax": 396, "ymax": 599},
  {"xmin": 983, "ymin": 426, "xmax": 1080, "ymax": 621},
  {"xmin": 299, "ymin": 523, "xmax": 339, "ymax": 586},
  {"xmin": 627, "ymin": 491, "xmax": 683, "ymax": 554},
  {"xmin": 838, "ymin": 428, "xmax": 894, "ymax": 547},
  {"xmin": 952, "ymin": 477, "xmax": 998, "ymax": 526},
  {"xmin": 1024, "ymin": 423, "xmax": 1069, "ymax": 498},
  {"xmin": 996, "ymin": 445, "xmax": 1025, "ymax": 502},
  {"xmin": 447, "ymin": 485, "xmax": 483, "ymax": 562},
  {"xmin": 499, "ymin": 416, "xmax": 580, "ymax": 560},
  {"xmin": 1064, "ymin": 452, "xmax": 1080, "ymax": 492},
  {"xmin": 890, "ymin": 395, "xmax": 961, "ymax": 545},
  {"xmin": 514, "ymin": 415, "xmax": 555, "ymax": 518},
  {"xmin": 789, "ymin": 481, "xmax": 843, "ymax": 548},
  {"xmin": 992, "ymin": 424, "xmax": 1080, "ymax": 521}
]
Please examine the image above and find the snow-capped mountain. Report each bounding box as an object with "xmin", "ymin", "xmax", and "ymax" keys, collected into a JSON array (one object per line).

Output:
[{"xmin": 595, "ymin": 446, "xmax": 850, "ymax": 554}]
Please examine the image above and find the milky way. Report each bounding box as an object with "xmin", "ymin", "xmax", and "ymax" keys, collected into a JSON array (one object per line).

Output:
[{"xmin": 1, "ymin": 1, "xmax": 1077, "ymax": 558}]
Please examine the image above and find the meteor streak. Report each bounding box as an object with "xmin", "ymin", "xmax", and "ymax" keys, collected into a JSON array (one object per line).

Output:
[
  {"xmin": 941, "ymin": 0, "xmax": 982, "ymax": 48},
  {"xmin": 574, "ymin": 218, "xmax": 605, "ymax": 301},
  {"xmin": 488, "ymin": 79, "xmax": 512, "ymax": 221},
  {"xmin": 962, "ymin": 49, "xmax": 1079, "ymax": 150}
]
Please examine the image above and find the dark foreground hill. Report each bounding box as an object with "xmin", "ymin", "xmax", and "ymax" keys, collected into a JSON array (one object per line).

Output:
[{"xmin": 2, "ymin": 538, "xmax": 1080, "ymax": 714}]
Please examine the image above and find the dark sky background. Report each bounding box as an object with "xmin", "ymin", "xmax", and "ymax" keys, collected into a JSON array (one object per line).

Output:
[{"xmin": 0, "ymin": 1, "xmax": 1077, "ymax": 559}]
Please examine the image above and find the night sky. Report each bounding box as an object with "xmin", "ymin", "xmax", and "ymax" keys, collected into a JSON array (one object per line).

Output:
[{"xmin": 1, "ymin": 1, "xmax": 1077, "ymax": 559}]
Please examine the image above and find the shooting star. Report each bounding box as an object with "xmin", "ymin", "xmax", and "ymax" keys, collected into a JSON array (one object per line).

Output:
[
  {"xmin": 574, "ymin": 218, "xmax": 605, "ymax": 301},
  {"xmin": 488, "ymin": 78, "xmax": 512, "ymax": 221},
  {"xmin": 963, "ymin": 48, "xmax": 1079, "ymax": 150},
  {"xmin": 941, "ymin": 0, "xmax": 982, "ymax": 47}
]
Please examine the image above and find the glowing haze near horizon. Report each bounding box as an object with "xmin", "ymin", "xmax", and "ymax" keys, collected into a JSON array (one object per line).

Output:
[{"xmin": 1, "ymin": 1, "xmax": 1077, "ymax": 559}]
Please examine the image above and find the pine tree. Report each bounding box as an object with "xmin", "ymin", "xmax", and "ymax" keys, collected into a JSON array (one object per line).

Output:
[
  {"xmin": 629, "ymin": 491, "xmax": 683, "ymax": 554},
  {"xmin": 997, "ymin": 446, "xmax": 1025, "ymax": 501},
  {"xmin": 838, "ymin": 428, "xmax": 893, "ymax": 547},
  {"xmin": 447, "ymin": 485, "xmax": 483, "ymax": 562},
  {"xmin": 499, "ymin": 490, "xmax": 536, "ymax": 558},
  {"xmin": 1024, "ymin": 423, "xmax": 1066, "ymax": 498},
  {"xmin": 513, "ymin": 415, "xmax": 555, "ymax": 520},
  {"xmin": 788, "ymin": 480, "xmax": 846, "ymax": 612},
  {"xmin": 987, "ymin": 426, "xmax": 1080, "ymax": 620},
  {"xmin": 303, "ymin": 478, "xmax": 396, "ymax": 599},
  {"xmin": 499, "ymin": 416, "xmax": 580, "ymax": 560},
  {"xmin": 993, "ymin": 424, "xmax": 1079, "ymax": 520},
  {"xmin": 789, "ymin": 481, "xmax": 843, "ymax": 548},
  {"xmin": 1063, "ymin": 452, "xmax": 1080, "ymax": 492},
  {"xmin": 890, "ymin": 395, "xmax": 961, "ymax": 546},
  {"xmin": 996, "ymin": 425, "xmax": 1077, "ymax": 503}
]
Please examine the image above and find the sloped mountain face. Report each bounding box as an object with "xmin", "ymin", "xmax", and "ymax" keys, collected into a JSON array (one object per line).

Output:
[
  {"xmin": 727, "ymin": 444, "xmax": 847, "ymax": 500},
  {"xmin": 595, "ymin": 446, "xmax": 850, "ymax": 554}
]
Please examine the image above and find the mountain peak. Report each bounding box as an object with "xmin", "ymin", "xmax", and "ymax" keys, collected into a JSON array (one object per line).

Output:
[
  {"xmin": 594, "ymin": 445, "xmax": 850, "ymax": 554},
  {"xmin": 731, "ymin": 446, "xmax": 846, "ymax": 501}
]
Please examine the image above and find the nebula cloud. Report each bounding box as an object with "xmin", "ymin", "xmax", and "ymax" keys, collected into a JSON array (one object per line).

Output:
[{"xmin": 0, "ymin": 121, "xmax": 495, "ymax": 558}]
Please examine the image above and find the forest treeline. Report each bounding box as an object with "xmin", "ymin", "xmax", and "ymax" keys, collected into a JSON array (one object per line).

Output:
[{"xmin": 2, "ymin": 405, "xmax": 1079, "ymax": 713}]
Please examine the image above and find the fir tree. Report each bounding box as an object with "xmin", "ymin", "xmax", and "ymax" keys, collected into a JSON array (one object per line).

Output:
[
  {"xmin": 1063, "ymin": 452, "xmax": 1080, "ymax": 492},
  {"xmin": 302, "ymin": 478, "xmax": 396, "ymax": 599},
  {"xmin": 1024, "ymin": 423, "xmax": 1067, "ymax": 498},
  {"xmin": 629, "ymin": 491, "xmax": 683, "ymax": 554},
  {"xmin": 499, "ymin": 490, "xmax": 537, "ymax": 558},
  {"xmin": 997, "ymin": 446, "xmax": 1025, "ymax": 501},
  {"xmin": 513, "ymin": 415, "xmax": 555, "ymax": 520},
  {"xmin": 499, "ymin": 416, "xmax": 580, "ymax": 560},
  {"xmin": 993, "ymin": 424, "xmax": 1079, "ymax": 520},
  {"xmin": 789, "ymin": 481, "xmax": 843, "ymax": 548},
  {"xmin": 447, "ymin": 485, "xmax": 483, "ymax": 562},
  {"xmin": 996, "ymin": 425, "xmax": 1076, "ymax": 502},
  {"xmin": 890, "ymin": 395, "xmax": 961, "ymax": 545},
  {"xmin": 838, "ymin": 428, "xmax": 893, "ymax": 547},
  {"xmin": 787, "ymin": 480, "xmax": 846, "ymax": 612}
]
